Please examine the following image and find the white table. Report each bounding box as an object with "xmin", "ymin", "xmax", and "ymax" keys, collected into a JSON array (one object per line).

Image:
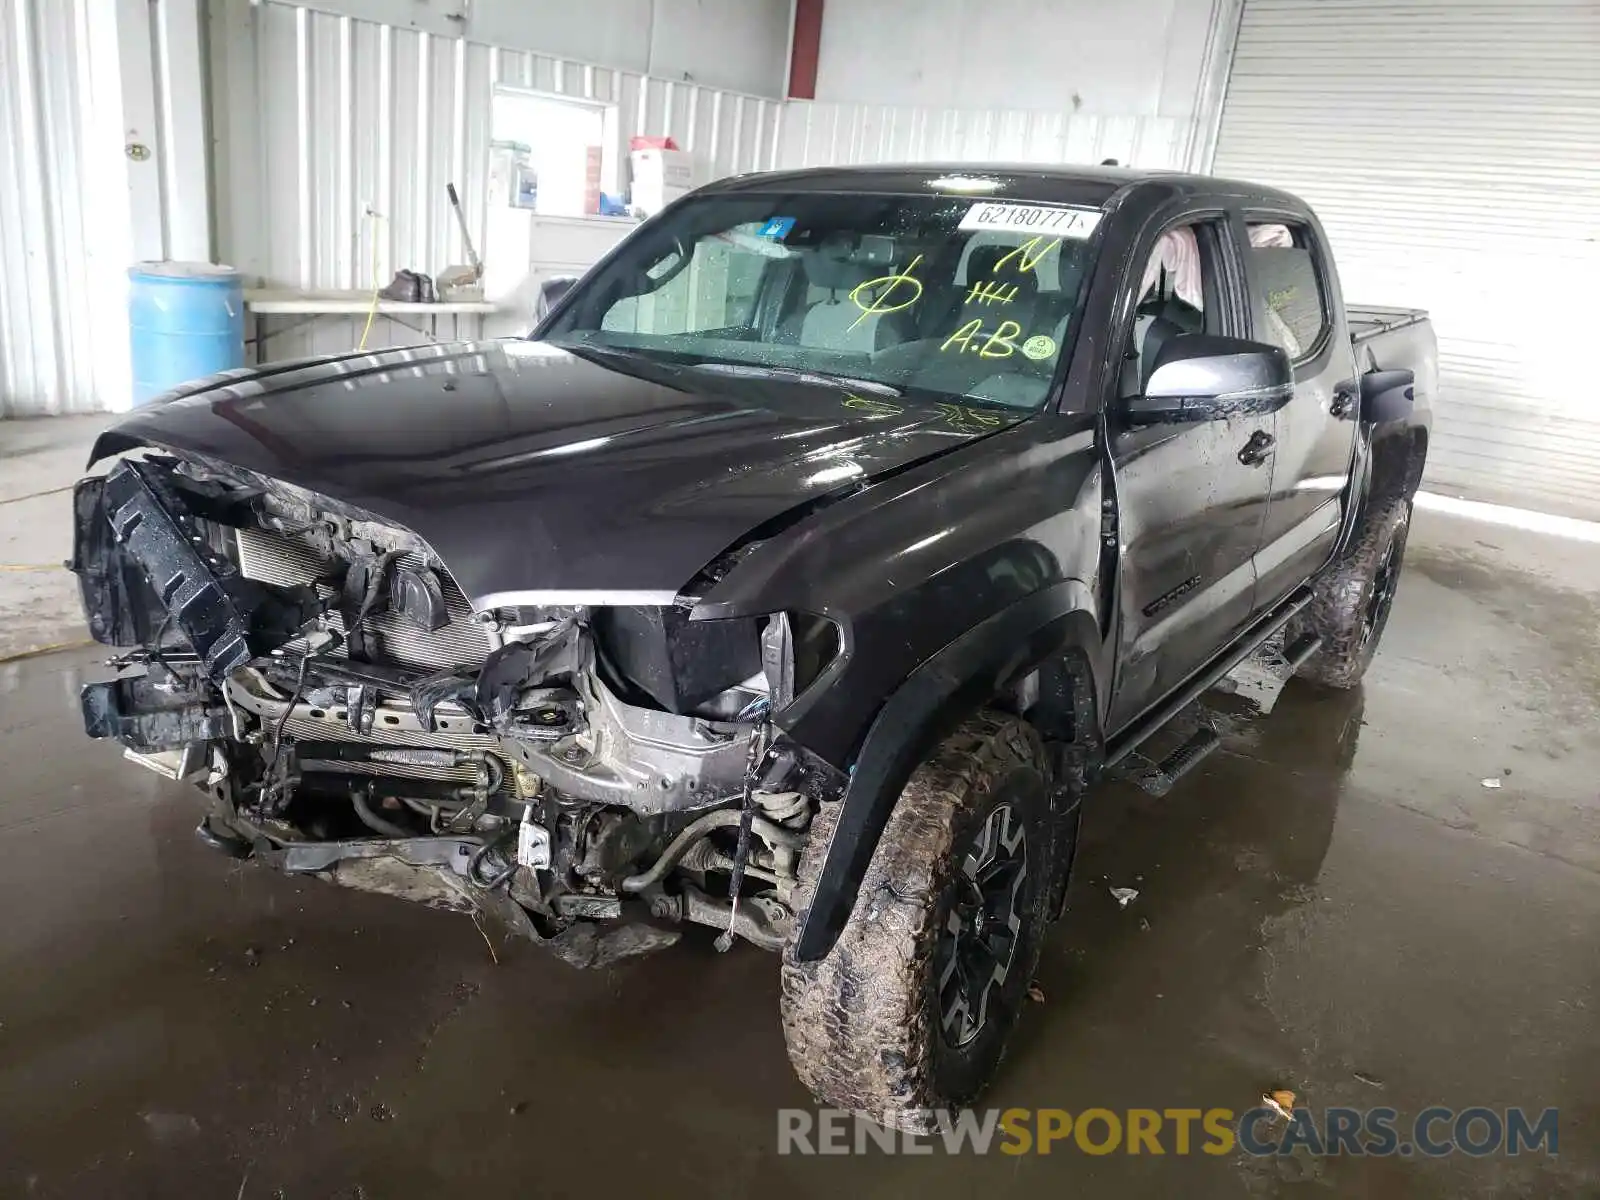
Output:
[{"xmin": 244, "ymin": 289, "xmax": 499, "ymax": 360}]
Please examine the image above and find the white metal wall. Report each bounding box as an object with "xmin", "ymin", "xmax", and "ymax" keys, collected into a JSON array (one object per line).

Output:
[
  {"xmin": 1213, "ymin": 0, "xmax": 1600, "ymax": 518},
  {"xmin": 282, "ymin": 0, "xmax": 793, "ymax": 99},
  {"xmin": 210, "ymin": 0, "xmax": 782, "ymax": 356},
  {"xmin": 778, "ymin": 0, "xmax": 1241, "ymax": 176},
  {"xmin": 776, "ymin": 104, "xmax": 1194, "ymax": 172},
  {"xmin": 813, "ymin": 0, "xmax": 1228, "ymax": 118},
  {"xmin": 0, "ymin": 0, "xmax": 132, "ymax": 417}
]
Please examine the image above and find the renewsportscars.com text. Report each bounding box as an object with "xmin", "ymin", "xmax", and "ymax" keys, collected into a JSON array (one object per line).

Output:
[{"xmin": 778, "ymin": 1106, "xmax": 1560, "ymax": 1157}]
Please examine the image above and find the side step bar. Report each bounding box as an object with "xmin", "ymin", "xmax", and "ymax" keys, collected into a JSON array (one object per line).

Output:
[
  {"xmin": 1123, "ymin": 628, "xmax": 1324, "ymax": 798},
  {"xmin": 1218, "ymin": 629, "xmax": 1323, "ymax": 713},
  {"xmin": 1105, "ymin": 588, "xmax": 1313, "ymax": 770},
  {"xmin": 1130, "ymin": 727, "xmax": 1221, "ymax": 798}
]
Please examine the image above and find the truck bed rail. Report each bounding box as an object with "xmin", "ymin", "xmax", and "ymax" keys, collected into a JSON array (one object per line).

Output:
[{"xmin": 1346, "ymin": 305, "xmax": 1429, "ymax": 345}]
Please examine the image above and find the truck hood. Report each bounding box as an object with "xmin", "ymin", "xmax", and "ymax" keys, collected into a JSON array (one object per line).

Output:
[{"xmin": 91, "ymin": 341, "xmax": 1025, "ymax": 608}]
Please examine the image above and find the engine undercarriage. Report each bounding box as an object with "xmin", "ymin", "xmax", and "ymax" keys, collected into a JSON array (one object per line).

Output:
[{"xmin": 74, "ymin": 453, "xmax": 844, "ymax": 966}]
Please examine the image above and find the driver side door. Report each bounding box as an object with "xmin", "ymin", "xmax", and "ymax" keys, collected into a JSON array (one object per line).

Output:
[{"xmin": 1105, "ymin": 215, "xmax": 1277, "ymax": 735}]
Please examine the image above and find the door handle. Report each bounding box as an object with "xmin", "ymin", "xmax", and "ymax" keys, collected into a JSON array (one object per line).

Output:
[
  {"xmin": 1237, "ymin": 430, "xmax": 1275, "ymax": 466},
  {"xmin": 1331, "ymin": 382, "xmax": 1359, "ymax": 419}
]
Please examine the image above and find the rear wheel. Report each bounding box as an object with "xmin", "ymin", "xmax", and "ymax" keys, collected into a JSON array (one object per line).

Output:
[
  {"xmin": 779, "ymin": 713, "xmax": 1055, "ymax": 1125},
  {"xmin": 1289, "ymin": 496, "xmax": 1411, "ymax": 689}
]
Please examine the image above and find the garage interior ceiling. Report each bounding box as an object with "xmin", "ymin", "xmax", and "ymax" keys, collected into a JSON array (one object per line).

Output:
[{"xmin": 1213, "ymin": 0, "xmax": 1600, "ymax": 518}]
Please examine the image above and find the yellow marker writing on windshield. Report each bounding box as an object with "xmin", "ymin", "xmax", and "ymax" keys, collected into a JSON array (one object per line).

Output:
[
  {"xmin": 981, "ymin": 321, "xmax": 1023, "ymax": 357},
  {"xmin": 942, "ymin": 318, "xmax": 985, "ymax": 353},
  {"xmin": 965, "ymin": 279, "xmax": 1018, "ymax": 306},
  {"xmin": 842, "ymin": 393, "xmax": 905, "ymax": 418},
  {"xmin": 849, "ymin": 254, "xmax": 925, "ymax": 330},
  {"xmin": 941, "ymin": 319, "xmax": 1023, "ymax": 358},
  {"xmin": 994, "ymin": 236, "xmax": 1061, "ymax": 275}
]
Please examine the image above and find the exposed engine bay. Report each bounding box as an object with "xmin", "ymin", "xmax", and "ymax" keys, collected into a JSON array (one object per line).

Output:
[{"xmin": 72, "ymin": 452, "xmax": 845, "ymax": 967}]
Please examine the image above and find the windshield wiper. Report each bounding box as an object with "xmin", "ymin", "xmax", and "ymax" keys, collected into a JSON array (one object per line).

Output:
[{"xmin": 687, "ymin": 363, "xmax": 903, "ymax": 397}]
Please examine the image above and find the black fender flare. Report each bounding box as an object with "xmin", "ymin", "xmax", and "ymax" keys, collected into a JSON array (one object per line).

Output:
[{"xmin": 791, "ymin": 580, "xmax": 1103, "ymax": 962}]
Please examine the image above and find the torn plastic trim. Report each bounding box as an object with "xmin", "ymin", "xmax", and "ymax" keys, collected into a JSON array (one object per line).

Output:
[
  {"xmin": 75, "ymin": 456, "xmax": 319, "ymax": 678},
  {"xmin": 97, "ymin": 459, "xmax": 256, "ymax": 678}
]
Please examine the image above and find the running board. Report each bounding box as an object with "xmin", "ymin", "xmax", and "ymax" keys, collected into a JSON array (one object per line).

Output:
[
  {"xmin": 1105, "ymin": 588, "xmax": 1313, "ymax": 769},
  {"xmin": 1216, "ymin": 630, "xmax": 1323, "ymax": 714},
  {"xmin": 1129, "ymin": 727, "xmax": 1221, "ymax": 797}
]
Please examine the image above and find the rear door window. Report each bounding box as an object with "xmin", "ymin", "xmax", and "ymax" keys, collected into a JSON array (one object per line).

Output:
[{"xmin": 1245, "ymin": 222, "xmax": 1329, "ymax": 361}]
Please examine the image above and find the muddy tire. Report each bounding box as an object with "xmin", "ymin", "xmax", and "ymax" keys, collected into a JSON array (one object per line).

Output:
[
  {"xmin": 779, "ymin": 712, "xmax": 1054, "ymax": 1126},
  {"xmin": 1289, "ymin": 496, "xmax": 1411, "ymax": 690}
]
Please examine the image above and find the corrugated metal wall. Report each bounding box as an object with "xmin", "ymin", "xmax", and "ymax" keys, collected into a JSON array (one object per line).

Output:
[
  {"xmin": 775, "ymin": 103, "xmax": 1194, "ymax": 173},
  {"xmin": 0, "ymin": 0, "xmax": 130, "ymax": 417},
  {"xmin": 1213, "ymin": 0, "xmax": 1600, "ymax": 519},
  {"xmin": 213, "ymin": 0, "xmax": 781, "ymax": 304}
]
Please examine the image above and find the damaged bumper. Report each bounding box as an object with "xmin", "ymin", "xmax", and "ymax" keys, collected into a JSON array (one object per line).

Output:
[{"xmin": 70, "ymin": 453, "xmax": 840, "ymax": 962}]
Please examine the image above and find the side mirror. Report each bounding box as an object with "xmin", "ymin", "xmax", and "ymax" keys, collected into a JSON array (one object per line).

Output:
[
  {"xmin": 535, "ymin": 274, "xmax": 580, "ymax": 321},
  {"xmin": 1126, "ymin": 334, "xmax": 1293, "ymax": 423},
  {"xmin": 1361, "ymin": 368, "xmax": 1414, "ymax": 424}
]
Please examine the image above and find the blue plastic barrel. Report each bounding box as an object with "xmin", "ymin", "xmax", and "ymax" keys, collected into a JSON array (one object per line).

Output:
[{"xmin": 128, "ymin": 262, "xmax": 245, "ymax": 405}]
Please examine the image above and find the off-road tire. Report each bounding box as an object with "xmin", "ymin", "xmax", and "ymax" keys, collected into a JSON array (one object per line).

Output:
[
  {"xmin": 779, "ymin": 712, "xmax": 1054, "ymax": 1127},
  {"xmin": 1289, "ymin": 496, "xmax": 1411, "ymax": 690}
]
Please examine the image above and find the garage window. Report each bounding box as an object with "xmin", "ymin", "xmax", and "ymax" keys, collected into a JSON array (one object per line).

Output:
[{"xmin": 1246, "ymin": 222, "xmax": 1328, "ymax": 361}]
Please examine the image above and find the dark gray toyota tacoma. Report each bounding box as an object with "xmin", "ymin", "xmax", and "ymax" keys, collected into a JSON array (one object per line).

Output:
[{"xmin": 72, "ymin": 164, "xmax": 1435, "ymax": 1122}]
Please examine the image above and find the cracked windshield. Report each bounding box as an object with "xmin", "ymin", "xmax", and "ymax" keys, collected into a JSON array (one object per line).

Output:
[{"xmin": 541, "ymin": 191, "xmax": 1105, "ymax": 410}]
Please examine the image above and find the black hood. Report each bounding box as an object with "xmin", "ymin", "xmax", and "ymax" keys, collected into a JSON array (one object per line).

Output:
[{"xmin": 92, "ymin": 342, "xmax": 1026, "ymax": 607}]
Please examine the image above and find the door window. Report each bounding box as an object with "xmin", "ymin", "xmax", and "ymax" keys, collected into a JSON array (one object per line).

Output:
[
  {"xmin": 1125, "ymin": 222, "xmax": 1218, "ymax": 391},
  {"xmin": 1245, "ymin": 222, "xmax": 1329, "ymax": 360}
]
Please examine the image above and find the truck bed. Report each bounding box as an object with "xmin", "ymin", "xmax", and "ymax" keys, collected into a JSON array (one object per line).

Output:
[
  {"xmin": 1346, "ymin": 304, "xmax": 1429, "ymax": 345},
  {"xmin": 1346, "ymin": 305, "xmax": 1436, "ymax": 389}
]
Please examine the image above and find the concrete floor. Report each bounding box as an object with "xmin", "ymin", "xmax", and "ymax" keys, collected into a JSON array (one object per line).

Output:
[
  {"xmin": 2, "ymin": 416, "xmax": 1598, "ymax": 1197},
  {"xmin": 0, "ymin": 414, "xmax": 106, "ymax": 661}
]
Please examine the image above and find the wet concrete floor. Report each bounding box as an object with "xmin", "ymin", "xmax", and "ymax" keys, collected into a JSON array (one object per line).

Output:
[{"xmin": 1, "ymin": 511, "xmax": 1597, "ymax": 1198}]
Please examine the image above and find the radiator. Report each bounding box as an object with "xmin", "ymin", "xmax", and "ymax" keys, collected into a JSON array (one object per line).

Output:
[{"xmin": 234, "ymin": 525, "xmax": 491, "ymax": 672}]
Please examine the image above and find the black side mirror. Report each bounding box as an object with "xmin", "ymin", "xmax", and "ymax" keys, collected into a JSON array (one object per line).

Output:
[
  {"xmin": 1126, "ymin": 334, "xmax": 1292, "ymax": 423},
  {"xmin": 1361, "ymin": 368, "xmax": 1414, "ymax": 424},
  {"xmin": 535, "ymin": 275, "xmax": 580, "ymax": 321}
]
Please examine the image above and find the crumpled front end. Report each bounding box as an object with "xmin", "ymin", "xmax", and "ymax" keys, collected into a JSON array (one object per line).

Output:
[{"xmin": 72, "ymin": 452, "xmax": 843, "ymax": 966}]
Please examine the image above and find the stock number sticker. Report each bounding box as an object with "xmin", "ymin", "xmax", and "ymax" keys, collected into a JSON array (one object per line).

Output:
[{"xmin": 958, "ymin": 203, "xmax": 1102, "ymax": 238}]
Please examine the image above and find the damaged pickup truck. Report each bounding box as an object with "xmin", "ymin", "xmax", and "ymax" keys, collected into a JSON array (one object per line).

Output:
[{"xmin": 72, "ymin": 165, "xmax": 1435, "ymax": 1122}]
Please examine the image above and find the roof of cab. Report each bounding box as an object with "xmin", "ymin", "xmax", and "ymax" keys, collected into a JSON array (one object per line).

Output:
[{"xmin": 696, "ymin": 162, "xmax": 1306, "ymax": 212}]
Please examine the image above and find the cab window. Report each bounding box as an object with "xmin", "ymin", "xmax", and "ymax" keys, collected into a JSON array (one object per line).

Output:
[
  {"xmin": 1122, "ymin": 221, "xmax": 1225, "ymax": 393},
  {"xmin": 1246, "ymin": 222, "xmax": 1329, "ymax": 360}
]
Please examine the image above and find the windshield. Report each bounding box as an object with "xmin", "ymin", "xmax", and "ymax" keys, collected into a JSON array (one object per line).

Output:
[{"xmin": 539, "ymin": 190, "xmax": 1105, "ymax": 411}]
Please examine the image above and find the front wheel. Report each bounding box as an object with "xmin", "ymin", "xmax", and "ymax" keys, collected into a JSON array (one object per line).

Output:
[
  {"xmin": 1289, "ymin": 496, "xmax": 1411, "ymax": 689},
  {"xmin": 779, "ymin": 713, "xmax": 1056, "ymax": 1125}
]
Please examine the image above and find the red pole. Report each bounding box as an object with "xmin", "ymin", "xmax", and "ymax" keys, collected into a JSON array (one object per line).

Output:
[{"xmin": 788, "ymin": 0, "xmax": 823, "ymax": 99}]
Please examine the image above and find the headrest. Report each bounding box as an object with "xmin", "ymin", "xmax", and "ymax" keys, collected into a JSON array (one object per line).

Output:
[{"xmin": 801, "ymin": 235, "xmax": 891, "ymax": 294}]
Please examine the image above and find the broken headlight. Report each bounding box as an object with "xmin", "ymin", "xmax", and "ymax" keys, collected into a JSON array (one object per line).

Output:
[{"xmin": 592, "ymin": 607, "xmax": 841, "ymax": 722}]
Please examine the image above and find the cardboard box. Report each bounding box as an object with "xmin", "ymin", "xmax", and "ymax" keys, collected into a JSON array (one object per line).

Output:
[{"xmin": 629, "ymin": 148, "xmax": 698, "ymax": 216}]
